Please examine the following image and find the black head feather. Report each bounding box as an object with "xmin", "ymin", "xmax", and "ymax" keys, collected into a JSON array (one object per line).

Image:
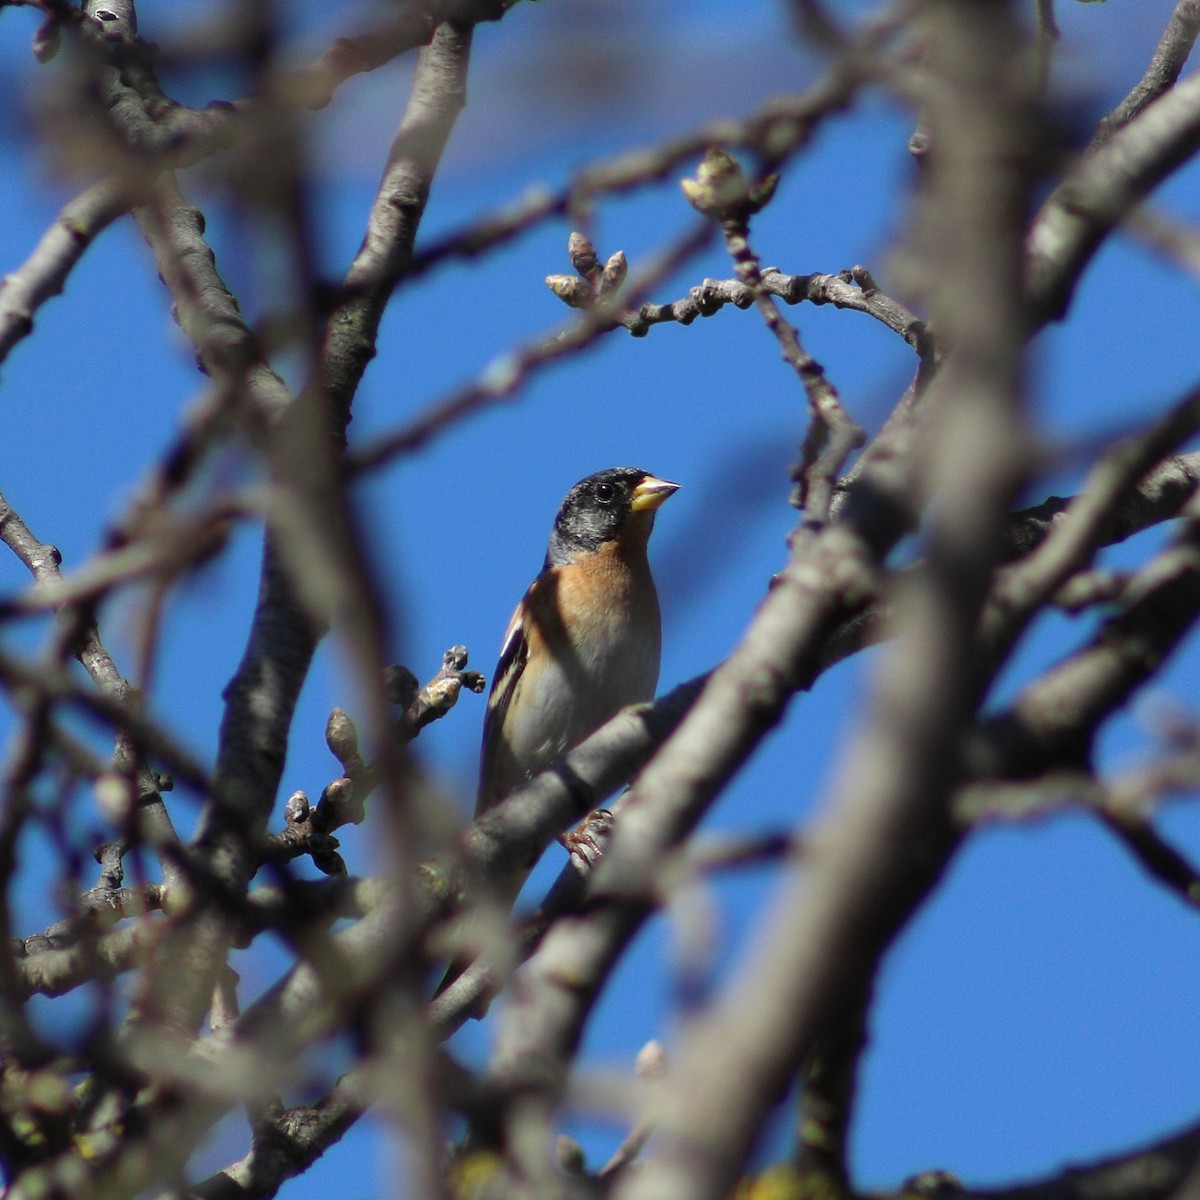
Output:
[{"xmin": 544, "ymin": 467, "xmax": 677, "ymax": 567}]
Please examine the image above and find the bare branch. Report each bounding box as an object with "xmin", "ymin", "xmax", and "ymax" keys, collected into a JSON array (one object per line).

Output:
[
  {"xmin": 1028, "ymin": 67, "xmax": 1200, "ymax": 322},
  {"xmin": 347, "ymin": 219, "xmax": 715, "ymax": 473},
  {"xmin": 616, "ymin": 3, "xmax": 1039, "ymax": 1193},
  {"xmin": 0, "ymin": 178, "xmax": 132, "ymax": 366},
  {"xmin": 1093, "ymin": 0, "xmax": 1200, "ymax": 145}
]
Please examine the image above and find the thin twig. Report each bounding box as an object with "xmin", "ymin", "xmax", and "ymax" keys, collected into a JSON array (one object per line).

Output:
[
  {"xmin": 400, "ymin": 52, "xmax": 870, "ymax": 287},
  {"xmin": 347, "ymin": 220, "xmax": 716, "ymax": 474},
  {"xmin": 0, "ymin": 178, "xmax": 134, "ymax": 366},
  {"xmin": 1093, "ymin": 0, "xmax": 1200, "ymax": 146},
  {"xmin": 680, "ymin": 149, "xmax": 865, "ymax": 528}
]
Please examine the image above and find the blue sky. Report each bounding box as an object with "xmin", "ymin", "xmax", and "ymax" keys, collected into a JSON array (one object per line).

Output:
[{"xmin": 3, "ymin": 0, "xmax": 1200, "ymax": 1194}]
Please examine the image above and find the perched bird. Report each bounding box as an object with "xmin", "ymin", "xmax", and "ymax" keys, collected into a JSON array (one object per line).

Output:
[
  {"xmin": 476, "ymin": 466, "xmax": 679, "ymax": 817},
  {"xmin": 435, "ymin": 468, "xmax": 677, "ymax": 1002}
]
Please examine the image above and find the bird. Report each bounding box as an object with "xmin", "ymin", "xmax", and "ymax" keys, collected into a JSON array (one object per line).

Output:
[
  {"xmin": 435, "ymin": 468, "xmax": 677, "ymax": 1002},
  {"xmin": 476, "ymin": 466, "xmax": 679, "ymax": 818}
]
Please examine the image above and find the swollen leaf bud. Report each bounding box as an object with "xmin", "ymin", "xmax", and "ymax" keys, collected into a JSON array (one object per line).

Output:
[
  {"xmin": 598, "ymin": 250, "xmax": 627, "ymax": 297},
  {"xmin": 567, "ymin": 231, "xmax": 601, "ymax": 280},
  {"xmin": 325, "ymin": 707, "xmax": 359, "ymax": 766},
  {"xmin": 546, "ymin": 274, "xmax": 594, "ymax": 308}
]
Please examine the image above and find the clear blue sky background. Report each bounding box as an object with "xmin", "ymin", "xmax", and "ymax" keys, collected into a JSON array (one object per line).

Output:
[{"xmin": 2, "ymin": 0, "xmax": 1200, "ymax": 1194}]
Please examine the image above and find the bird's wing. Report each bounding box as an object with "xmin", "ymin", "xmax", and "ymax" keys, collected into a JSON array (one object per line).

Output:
[{"xmin": 476, "ymin": 595, "xmax": 532, "ymax": 815}]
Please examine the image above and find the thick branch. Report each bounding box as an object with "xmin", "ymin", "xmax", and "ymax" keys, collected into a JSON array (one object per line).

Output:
[
  {"xmin": 319, "ymin": 21, "xmax": 472, "ymax": 430},
  {"xmin": 1027, "ymin": 67, "xmax": 1200, "ymax": 323},
  {"xmin": 616, "ymin": 4, "xmax": 1038, "ymax": 1194}
]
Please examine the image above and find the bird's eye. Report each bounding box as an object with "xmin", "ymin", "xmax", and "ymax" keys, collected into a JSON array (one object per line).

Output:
[{"xmin": 595, "ymin": 482, "xmax": 616, "ymax": 504}]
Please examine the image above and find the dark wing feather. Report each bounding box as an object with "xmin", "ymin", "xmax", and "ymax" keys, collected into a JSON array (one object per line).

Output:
[{"xmin": 475, "ymin": 599, "xmax": 531, "ymax": 816}]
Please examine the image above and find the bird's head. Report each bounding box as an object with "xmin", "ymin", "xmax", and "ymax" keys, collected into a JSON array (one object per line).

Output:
[{"xmin": 545, "ymin": 467, "xmax": 679, "ymax": 566}]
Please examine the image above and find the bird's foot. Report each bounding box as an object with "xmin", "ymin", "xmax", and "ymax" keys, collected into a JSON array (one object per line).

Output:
[{"xmin": 561, "ymin": 808, "xmax": 615, "ymax": 872}]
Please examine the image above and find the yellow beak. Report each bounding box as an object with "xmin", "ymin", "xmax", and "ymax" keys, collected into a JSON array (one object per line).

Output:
[{"xmin": 630, "ymin": 475, "xmax": 680, "ymax": 513}]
